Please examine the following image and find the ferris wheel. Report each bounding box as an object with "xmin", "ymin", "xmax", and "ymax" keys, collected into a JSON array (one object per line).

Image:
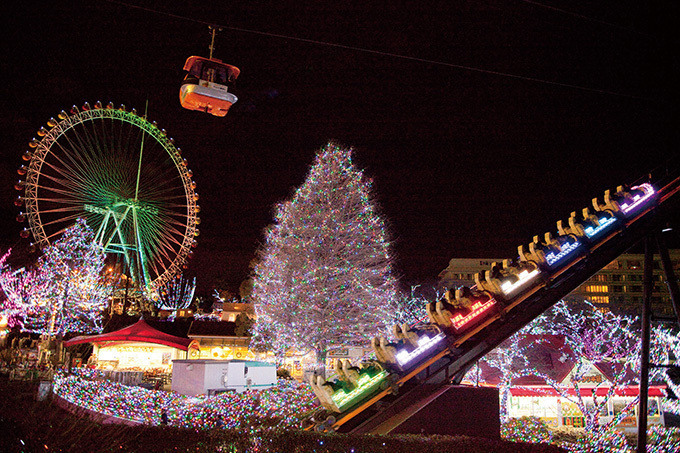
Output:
[{"xmin": 15, "ymin": 102, "xmax": 200, "ymax": 295}]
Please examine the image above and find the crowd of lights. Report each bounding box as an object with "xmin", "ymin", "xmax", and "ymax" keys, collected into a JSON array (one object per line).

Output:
[
  {"xmin": 500, "ymin": 416, "xmax": 553, "ymax": 444},
  {"xmin": 54, "ymin": 368, "xmax": 680, "ymax": 451},
  {"xmin": 620, "ymin": 183, "xmax": 655, "ymax": 214},
  {"xmin": 545, "ymin": 240, "xmax": 581, "ymax": 267},
  {"xmin": 53, "ymin": 370, "xmax": 319, "ymax": 430},
  {"xmin": 451, "ymin": 299, "xmax": 496, "ymax": 331},
  {"xmin": 395, "ymin": 332, "xmax": 445, "ymax": 367},
  {"xmin": 501, "ymin": 417, "xmax": 680, "ymax": 453}
]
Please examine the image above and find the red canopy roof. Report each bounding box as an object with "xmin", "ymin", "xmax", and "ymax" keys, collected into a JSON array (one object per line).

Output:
[{"xmin": 64, "ymin": 319, "xmax": 192, "ymax": 351}]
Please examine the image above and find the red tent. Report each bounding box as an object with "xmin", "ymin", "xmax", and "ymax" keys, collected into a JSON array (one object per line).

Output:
[{"xmin": 64, "ymin": 318, "xmax": 192, "ymax": 351}]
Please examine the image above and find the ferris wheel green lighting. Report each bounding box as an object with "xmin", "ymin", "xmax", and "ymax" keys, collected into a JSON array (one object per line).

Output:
[{"xmin": 16, "ymin": 103, "xmax": 199, "ymax": 294}]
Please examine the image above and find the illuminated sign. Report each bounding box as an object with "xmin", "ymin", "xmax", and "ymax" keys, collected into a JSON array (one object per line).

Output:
[
  {"xmin": 620, "ymin": 183, "xmax": 655, "ymax": 214},
  {"xmin": 331, "ymin": 370, "xmax": 388, "ymax": 410},
  {"xmin": 584, "ymin": 216, "xmax": 617, "ymax": 238},
  {"xmin": 500, "ymin": 268, "xmax": 541, "ymax": 295},
  {"xmin": 545, "ymin": 240, "xmax": 581, "ymax": 267},
  {"xmin": 395, "ymin": 332, "xmax": 446, "ymax": 367},
  {"xmin": 451, "ymin": 299, "xmax": 496, "ymax": 330}
]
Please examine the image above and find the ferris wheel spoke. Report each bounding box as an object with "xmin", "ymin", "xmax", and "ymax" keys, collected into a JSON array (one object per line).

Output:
[
  {"xmin": 20, "ymin": 105, "xmax": 198, "ymax": 293},
  {"xmin": 47, "ymin": 135, "xmax": 95, "ymax": 185},
  {"xmin": 35, "ymin": 169, "xmax": 89, "ymax": 199}
]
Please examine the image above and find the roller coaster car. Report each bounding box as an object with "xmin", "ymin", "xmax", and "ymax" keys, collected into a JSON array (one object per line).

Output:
[
  {"xmin": 335, "ymin": 358, "xmax": 362, "ymax": 387},
  {"xmin": 425, "ymin": 289, "xmax": 460, "ymax": 328},
  {"xmin": 180, "ymin": 56, "xmax": 240, "ymax": 117},
  {"xmin": 309, "ymin": 374, "xmax": 343, "ymax": 413},
  {"xmin": 494, "ymin": 260, "xmax": 541, "ymax": 296},
  {"xmin": 593, "ymin": 183, "xmax": 656, "ymax": 216},
  {"xmin": 449, "ymin": 289, "xmax": 497, "ymax": 333},
  {"xmin": 525, "ymin": 232, "xmax": 580, "ymax": 269},
  {"xmin": 558, "ymin": 208, "xmax": 617, "ymax": 240}
]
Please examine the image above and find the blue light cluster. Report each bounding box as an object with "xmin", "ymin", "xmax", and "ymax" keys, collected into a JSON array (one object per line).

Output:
[
  {"xmin": 584, "ymin": 216, "xmax": 617, "ymax": 238},
  {"xmin": 545, "ymin": 240, "xmax": 581, "ymax": 267}
]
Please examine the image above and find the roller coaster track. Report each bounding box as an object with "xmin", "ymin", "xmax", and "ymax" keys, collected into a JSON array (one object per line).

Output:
[{"xmin": 306, "ymin": 168, "xmax": 680, "ymax": 434}]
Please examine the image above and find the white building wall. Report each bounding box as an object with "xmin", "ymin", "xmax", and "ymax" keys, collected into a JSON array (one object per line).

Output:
[{"xmin": 171, "ymin": 360, "xmax": 276, "ymax": 395}]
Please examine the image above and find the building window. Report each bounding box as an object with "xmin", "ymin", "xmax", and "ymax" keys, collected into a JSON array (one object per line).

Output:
[
  {"xmin": 627, "ymin": 260, "xmax": 641, "ymax": 270},
  {"xmin": 592, "ymin": 274, "xmax": 608, "ymax": 282},
  {"xmin": 589, "ymin": 296, "xmax": 609, "ymax": 305},
  {"xmin": 584, "ymin": 285, "xmax": 609, "ymax": 293},
  {"xmin": 612, "ymin": 274, "xmax": 623, "ymax": 282}
]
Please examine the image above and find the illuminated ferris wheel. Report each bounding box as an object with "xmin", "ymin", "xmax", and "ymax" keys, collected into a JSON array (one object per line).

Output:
[{"xmin": 15, "ymin": 102, "xmax": 200, "ymax": 295}]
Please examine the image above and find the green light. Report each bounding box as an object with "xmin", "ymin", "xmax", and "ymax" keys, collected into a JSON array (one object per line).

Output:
[{"xmin": 331, "ymin": 370, "xmax": 388, "ymax": 410}]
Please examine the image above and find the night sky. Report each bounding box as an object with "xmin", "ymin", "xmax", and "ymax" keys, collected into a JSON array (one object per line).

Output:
[{"xmin": 1, "ymin": 1, "xmax": 678, "ymax": 294}]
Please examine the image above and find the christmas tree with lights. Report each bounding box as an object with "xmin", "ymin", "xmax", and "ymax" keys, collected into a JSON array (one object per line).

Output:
[
  {"xmin": 251, "ymin": 142, "xmax": 400, "ymax": 365},
  {"xmin": 0, "ymin": 218, "xmax": 109, "ymax": 338}
]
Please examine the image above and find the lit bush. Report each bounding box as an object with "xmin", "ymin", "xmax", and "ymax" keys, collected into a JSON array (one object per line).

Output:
[{"xmin": 501, "ymin": 416, "xmax": 553, "ymax": 444}]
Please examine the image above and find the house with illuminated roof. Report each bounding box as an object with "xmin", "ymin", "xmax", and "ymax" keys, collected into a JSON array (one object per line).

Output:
[{"xmin": 465, "ymin": 334, "xmax": 668, "ymax": 431}]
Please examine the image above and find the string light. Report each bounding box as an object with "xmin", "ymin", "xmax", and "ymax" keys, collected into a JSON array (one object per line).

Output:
[
  {"xmin": 154, "ymin": 275, "xmax": 196, "ymax": 312},
  {"xmin": 0, "ymin": 218, "xmax": 108, "ymax": 337},
  {"xmin": 53, "ymin": 370, "xmax": 319, "ymax": 430},
  {"xmin": 251, "ymin": 142, "xmax": 399, "ymax": 362}
]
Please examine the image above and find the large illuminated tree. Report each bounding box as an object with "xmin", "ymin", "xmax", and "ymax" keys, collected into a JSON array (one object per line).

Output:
[
  {"xmin": 251, "ymin": 142, "xmax": 400, "ymax": 364},
  {"xmin": 0, "ymin": 218, "xmax": 109, "ymax": 338}
]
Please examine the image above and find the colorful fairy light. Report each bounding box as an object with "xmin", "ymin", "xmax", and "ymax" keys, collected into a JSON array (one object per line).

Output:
[
  {"xmin": 500, "ymin": 417, "xmax": 553, "ymax": 444},
  {"xmin": 251, "ymin": 142, "xmax": 399, "ymax": 361},
  {"xmin": 53, "ymin": 370, "xmax": 319, "ymax": 430},
  {"xmin": 0, "ymin": 218, "xmax": 108, "ymax": 337}
]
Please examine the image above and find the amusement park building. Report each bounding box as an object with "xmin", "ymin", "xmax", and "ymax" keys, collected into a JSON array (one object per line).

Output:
[
  {"xmin": 67, "ymin": 315, "xmax": 259, "ymax": 371},
  {"xmin": 438, "ymin": 250, "xmax": 680, "ymax": 316},
  {"xmin": 465, "ymin": 334, "xmax": 668, "ymax": 431}
]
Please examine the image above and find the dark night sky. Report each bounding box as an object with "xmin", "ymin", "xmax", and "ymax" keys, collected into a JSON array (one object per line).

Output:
[{"xmin": 1, "ymin": 1, "xmax": 678, "ymax": 294}]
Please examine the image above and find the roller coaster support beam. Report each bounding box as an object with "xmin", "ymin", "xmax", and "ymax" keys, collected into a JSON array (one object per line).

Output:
[
  {"xmin": 637, "ymin": 235, "xmax": 654, "ymax": 453},
  {"xmin": 637, "ymin": 229, "xmax": 680, "ymax": 452},
  {"xmin": 656, "ymin": 232, "xmax": 680, "ymax": 326}
]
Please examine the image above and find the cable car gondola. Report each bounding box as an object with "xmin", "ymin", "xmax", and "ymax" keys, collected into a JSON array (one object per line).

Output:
[{"xmin": 180, "ymin": 27, "xmax": 240, "ymax": 117}]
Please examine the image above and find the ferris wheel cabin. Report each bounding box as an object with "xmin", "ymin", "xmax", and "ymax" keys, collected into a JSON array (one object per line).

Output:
[{"xmin": 180, "ymin": 56, "xmax": 240, "ymax": 117}]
